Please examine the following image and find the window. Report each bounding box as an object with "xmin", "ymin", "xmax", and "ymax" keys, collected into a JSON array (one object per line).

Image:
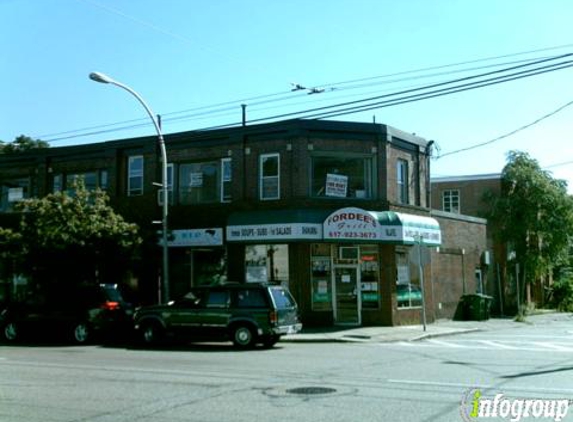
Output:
[
  {"xmin": 221, "ymin": 158, "xmax": 232, "ymax": 202},
  {"xmin": 158, "ymin": 163, "xmax": 174, "ymax": 205},
  {"xmin": 0, "ymin": 178, "xmax": 29, "ymax": 212},
  {"xmin": 442, "ymin": 189, "xmax": 460, "ymax": 213},
  {"xmin": 311, "ymin": 155, "xmax": 373, "ymax": 199},
  {"xmin": 259, "ymin": 153, "xmax": 280, "ymax": 200},
  {"xmin": 245, "ymin": 244, "xmax": 289, "ymax": 287},
  {"xmin": 396, "ymin": 251, "xmax": 422, "ymax": 309},
  {"xmin": 235, "ymin": 289, "xmax": 267, "ymax": 308},
  {"xmin": 52, "ymin": 170, "xmax": 109, "ymax": 194},
  {"xmin": 179, "ymin": 160, "xmax": 227, "ymax": 204},
  {"xmin": 205, "ymin": 290, "xmax": 229, "ymax": 308},
  {"xmin": 397, "ymin": 159, "xmax": 409, "ymax": 204},
  {"xmin": 128, "ymin": 155, "xmax": 144, "ymax": 196}
]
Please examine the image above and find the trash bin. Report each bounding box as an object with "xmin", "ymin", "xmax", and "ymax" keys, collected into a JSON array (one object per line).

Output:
[{"xmin": 462, "ymin": 294, "xmax": 493, "ymax": 321}]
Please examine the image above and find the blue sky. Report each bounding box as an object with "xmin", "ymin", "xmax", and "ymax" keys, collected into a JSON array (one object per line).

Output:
[{"xmin": 2, "ymin": 0, "xmax": 573, "ymax": 189}]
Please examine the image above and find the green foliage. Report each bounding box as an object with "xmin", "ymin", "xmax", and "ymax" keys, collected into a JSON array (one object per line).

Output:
[
  {"xmin": 485, "ymin": 151, "xmax": 573, "ymax": 291},
  {"xmin": 14, "ymin": 178, "xmax": 141, "ymax": 284},
  {"xmin": 0, "ymin": 135, "xmax": 49, "ymax": 154},
  {"xmin": 548, "ymin": 277, "xmax": 573, "ymax": 312}
]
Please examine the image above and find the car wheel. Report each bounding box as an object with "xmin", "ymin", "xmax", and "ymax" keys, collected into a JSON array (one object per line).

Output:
[
  {"xmin": 261, "ymin": 334, "xmax": 280, "ymax": 348},
  {"xmin": 232, "ymin": 324, "xmax": 255, "ymax": 349},
  {"xmin": 140, "ymin": 321, "xmax": 164, "ymax": 345},
  {"xmin": 3, "ymin": 322, "xmax": 19, "ymax": 342},
  {"xmin": 72, "ymin": 322, "xmax": 90, "ymax": 344}
]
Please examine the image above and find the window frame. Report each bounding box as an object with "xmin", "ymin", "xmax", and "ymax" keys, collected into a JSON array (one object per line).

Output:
[
  {"xmin": 259, "ymin": 153, "xmax": 280, "ymax": 201},
  {"xmin": 396, "ymin": 159, "xmax": 409, "ymax": 204},
  {"xmin": 221, "ymin": 157, "xmax": 232, "ymax": 203},
  {"xmin": 127, "ymin": 155, "xmax": 144, "ymax": 197},
  {"xmin": 442, "ymin": 189, "xmax": 460, "ymax": 213},
  {"xmin": 310, "ymin": 153, "xmax": 375, "ymax": 199}
]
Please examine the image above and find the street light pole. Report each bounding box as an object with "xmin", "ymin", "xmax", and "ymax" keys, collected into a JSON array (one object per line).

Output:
[{"xmin": 89, "ymin": 72, "xmax": 170, "ymax": 303}]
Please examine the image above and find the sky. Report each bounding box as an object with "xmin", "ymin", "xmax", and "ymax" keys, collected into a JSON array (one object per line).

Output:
[{"xmin": 2, "ymin": 0, "xmax": 573, "ymax": 189}]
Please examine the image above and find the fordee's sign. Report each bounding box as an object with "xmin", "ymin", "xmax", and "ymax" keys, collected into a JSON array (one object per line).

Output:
[{"xmin": 324, "ymin": 207, "xmax": 381, "ymax": 240}]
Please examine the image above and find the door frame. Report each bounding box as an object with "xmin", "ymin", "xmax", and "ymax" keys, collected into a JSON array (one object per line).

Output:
[{"xmin": 332, "ymin": 264, "xmax": 362, "ymax": 326}]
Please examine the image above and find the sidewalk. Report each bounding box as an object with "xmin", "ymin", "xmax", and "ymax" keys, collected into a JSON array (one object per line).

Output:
[{"xmin": 283, "ymin": 312, "xmax": 570, "ymax": 343}]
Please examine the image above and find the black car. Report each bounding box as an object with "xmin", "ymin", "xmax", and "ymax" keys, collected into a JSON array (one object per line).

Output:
[
  {"xmin": 0, "ymin": 283, "xmax": 134, "ymax": 344},
  {"xmin": 133, "ymin": 282, "xmax": 302, "ymax": 349}
]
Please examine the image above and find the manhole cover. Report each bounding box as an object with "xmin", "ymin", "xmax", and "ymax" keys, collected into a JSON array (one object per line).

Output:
[{"xmin": 286, "ymin": 387, "xmax": 337, "ymax": 395}]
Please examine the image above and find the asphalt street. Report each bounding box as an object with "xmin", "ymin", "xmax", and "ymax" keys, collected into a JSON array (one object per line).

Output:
[{"xmin": 0, "ymin": 313, "xmax": 572, "ymax": 422}]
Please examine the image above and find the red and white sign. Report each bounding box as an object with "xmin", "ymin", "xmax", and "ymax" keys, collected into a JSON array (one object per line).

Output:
[{"xmin": 323, "ymin": 207, "xmax": 381, "ymax": 240}]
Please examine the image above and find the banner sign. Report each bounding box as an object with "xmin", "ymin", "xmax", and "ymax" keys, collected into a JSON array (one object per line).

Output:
[
  {"xmin": 227, "ymin": 223, "xmax": 322, "ymax": 241},
  {"xmin": 167, "ymin": 228, "xmax": 223, "ymax": 247}
]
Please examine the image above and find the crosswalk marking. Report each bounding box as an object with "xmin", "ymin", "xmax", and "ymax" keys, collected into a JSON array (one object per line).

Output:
[{"xmin": 382, "ymin": 338, "xmax": 573, "ymax": 353}]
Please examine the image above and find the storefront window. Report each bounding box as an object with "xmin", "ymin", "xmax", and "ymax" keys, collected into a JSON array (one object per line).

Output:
[
  {"xmin": 396, "ymin": 251, "xmax": 422, "ymax": 308},
  {"xmin": 311, "ymin": 154, "xmax": 373, "ymax": 199},
  {"xmin": 311, "ymin": 244, "xmax": 332, "ymax": 311},
  {"xmin": 245, "ymin": 245, "xmax": 289, "ymax": 287},
  {"xmin": 360, "ymin": 246, "xmax": 380, "ymax": 309}
]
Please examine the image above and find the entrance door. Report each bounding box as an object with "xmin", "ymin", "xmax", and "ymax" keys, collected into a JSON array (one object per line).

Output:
[{"xmin": 333, "ymin": 265, "xmax": 361, "ymax": 325}]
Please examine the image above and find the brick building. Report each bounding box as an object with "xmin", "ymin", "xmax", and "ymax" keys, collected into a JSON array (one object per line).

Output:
[
  {"xmin": 431, "ymin": 174, "xmax": 511, "ymax": 314},
  {"xmin": 0, "ymin": 119, "xmax": 486, "ymax": 326}
]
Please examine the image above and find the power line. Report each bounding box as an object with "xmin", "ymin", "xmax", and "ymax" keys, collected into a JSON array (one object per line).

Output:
[
  {"xmin": 438, "ymin": 97, "xmax": 573, "ymax": 159},
  {"xmin": 39, "ymin": 49, "xmax": 573, "ymax": 143}
]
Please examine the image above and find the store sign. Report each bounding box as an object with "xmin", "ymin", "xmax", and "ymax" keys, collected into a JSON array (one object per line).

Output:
[
  {"xmin": 226, "ymin": 223, "xmax": 322, "ymax": 241},
  {"xmin": 167, "ymin": 228, "xmax": 223, "ymax": 247},
  {"xmin": 323, "ymin": 207, "xmax": 381, "ymax": 240},
  {"xmin": 325, "ymin": 173, "xmax": 348, "ymax": 198}
]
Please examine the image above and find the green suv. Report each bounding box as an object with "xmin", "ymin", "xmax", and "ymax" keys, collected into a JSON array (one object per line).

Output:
[{"xmin": 133, "ymin": 283, "xmax": 302, "ymax": 348}]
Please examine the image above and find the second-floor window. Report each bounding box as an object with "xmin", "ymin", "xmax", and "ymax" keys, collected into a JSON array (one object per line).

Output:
[
  {"xmin": 311, "ymin": 154, "xmax": 373, "ymax": 199},
  {"xmin": 260, "ymin": 153, "xmax": 280, "ymax": 200},
  {"xmin": 128, "ymin": 155, "xmax": 144, "ymax": 196},
  {"xmin": 178, "ymin": 158, "xmax": 232, "ymax": 204},
  {"xmin": 397, "ymin": 159, "xmax": 409, "ymax": 204},
  {"xmin": 54, "ymin": 171, "xmax": 109, "ymax": 194},
  {"xmin": 442, "ymin": 189, "xmax": 460, "ymax": 213}
]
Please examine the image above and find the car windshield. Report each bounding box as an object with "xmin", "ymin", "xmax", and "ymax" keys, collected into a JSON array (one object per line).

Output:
[{"xmin": 270, "ymin": 287, "xmax": 296, "ymax": 309}]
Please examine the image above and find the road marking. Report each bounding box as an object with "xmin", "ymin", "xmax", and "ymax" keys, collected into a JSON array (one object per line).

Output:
[
  {"xmin": 531, "ymin": 342, "xmax": 573, "ymax": 351},
  {"xmin": 387, "ymin": 379, "xmax": 573, "ymax": 395},
  {"xmin": 477, "ymin": 340, "xmax": 519, "ymax": 349},
  {"xmin": 427, "ymin": 339, "xmax": 468, "ymax": 348}
]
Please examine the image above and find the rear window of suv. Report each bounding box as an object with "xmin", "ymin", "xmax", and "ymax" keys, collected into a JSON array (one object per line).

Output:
[{"xmin": 270, "ymin": 287, "xmax": 296, "ymax": 309}]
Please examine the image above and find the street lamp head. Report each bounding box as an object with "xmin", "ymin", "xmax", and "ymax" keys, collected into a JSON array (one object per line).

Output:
[{"xmin": 89, "ymin": 71, "xmax": 114, "ymax": 84}]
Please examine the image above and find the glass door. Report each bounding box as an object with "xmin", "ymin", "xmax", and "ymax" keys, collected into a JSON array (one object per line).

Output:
[{"xmin": 333, "ymin": 265, "xmax": 361, "ymax": 325}]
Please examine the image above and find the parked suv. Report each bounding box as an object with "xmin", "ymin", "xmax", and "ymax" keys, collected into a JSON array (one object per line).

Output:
[
  {"xmin": 133, "ymin": 283, "xmax": 302, "ymax": 348},
  {"xmin": 0, "ymin": 283, "xmax": 134, "ymax": 344}
]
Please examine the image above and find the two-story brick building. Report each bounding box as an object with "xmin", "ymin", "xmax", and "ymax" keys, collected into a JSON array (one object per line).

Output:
[{"xmin": 0, "ymin": 119, "xmax": 486, "ymax": 326}]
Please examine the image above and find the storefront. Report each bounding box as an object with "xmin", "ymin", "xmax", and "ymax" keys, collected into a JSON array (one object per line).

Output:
[
  {"xmin": 167, "ymin": 228, "xmax": 226, "ymax": 298},
  {"xmin": 226, "ymin": 207, "xmax": 441, "ymax": 327}
]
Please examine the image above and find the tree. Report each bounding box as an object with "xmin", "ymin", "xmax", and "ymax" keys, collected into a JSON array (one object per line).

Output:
[
  {"xmin": 13, "ymin": 179, "xmax": 141, "ymax": 287},
  {"xmin": 0, "ymin": 135, "xmax": 49, "ymax": 154},
  {"xmin": 486, "ymin": 151, "xmax": 573, "ymax": 310}
]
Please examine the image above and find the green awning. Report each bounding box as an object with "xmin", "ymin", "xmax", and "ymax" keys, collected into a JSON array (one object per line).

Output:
[{"xmin": 323, "ymin": 207, "xmax": 441, "ymax": 246}]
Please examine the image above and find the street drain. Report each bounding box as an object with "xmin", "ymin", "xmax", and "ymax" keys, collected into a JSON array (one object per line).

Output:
[{"xmin": 286, "ymin": 387, "xmax": 337, "ymax": 395}]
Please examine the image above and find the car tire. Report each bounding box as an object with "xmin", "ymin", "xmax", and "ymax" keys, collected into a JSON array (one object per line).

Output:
[
  {"xmin": 140, "ymin": 321, "xmax": 164, "ymax": 345},
  {"xmin": 3, "ymin": 322, "xmax": 19, "ymax": 343},
  {"xmin": 261, "ymin": 334, "xmax": 280, "ymax": 348},
  {"xmin": 232, "ymin": 324, "xmax": 255, "ymax": 349},
  {"xmin": 72, "ymin": 322, "xmax": 90, "ymax": 344}
]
